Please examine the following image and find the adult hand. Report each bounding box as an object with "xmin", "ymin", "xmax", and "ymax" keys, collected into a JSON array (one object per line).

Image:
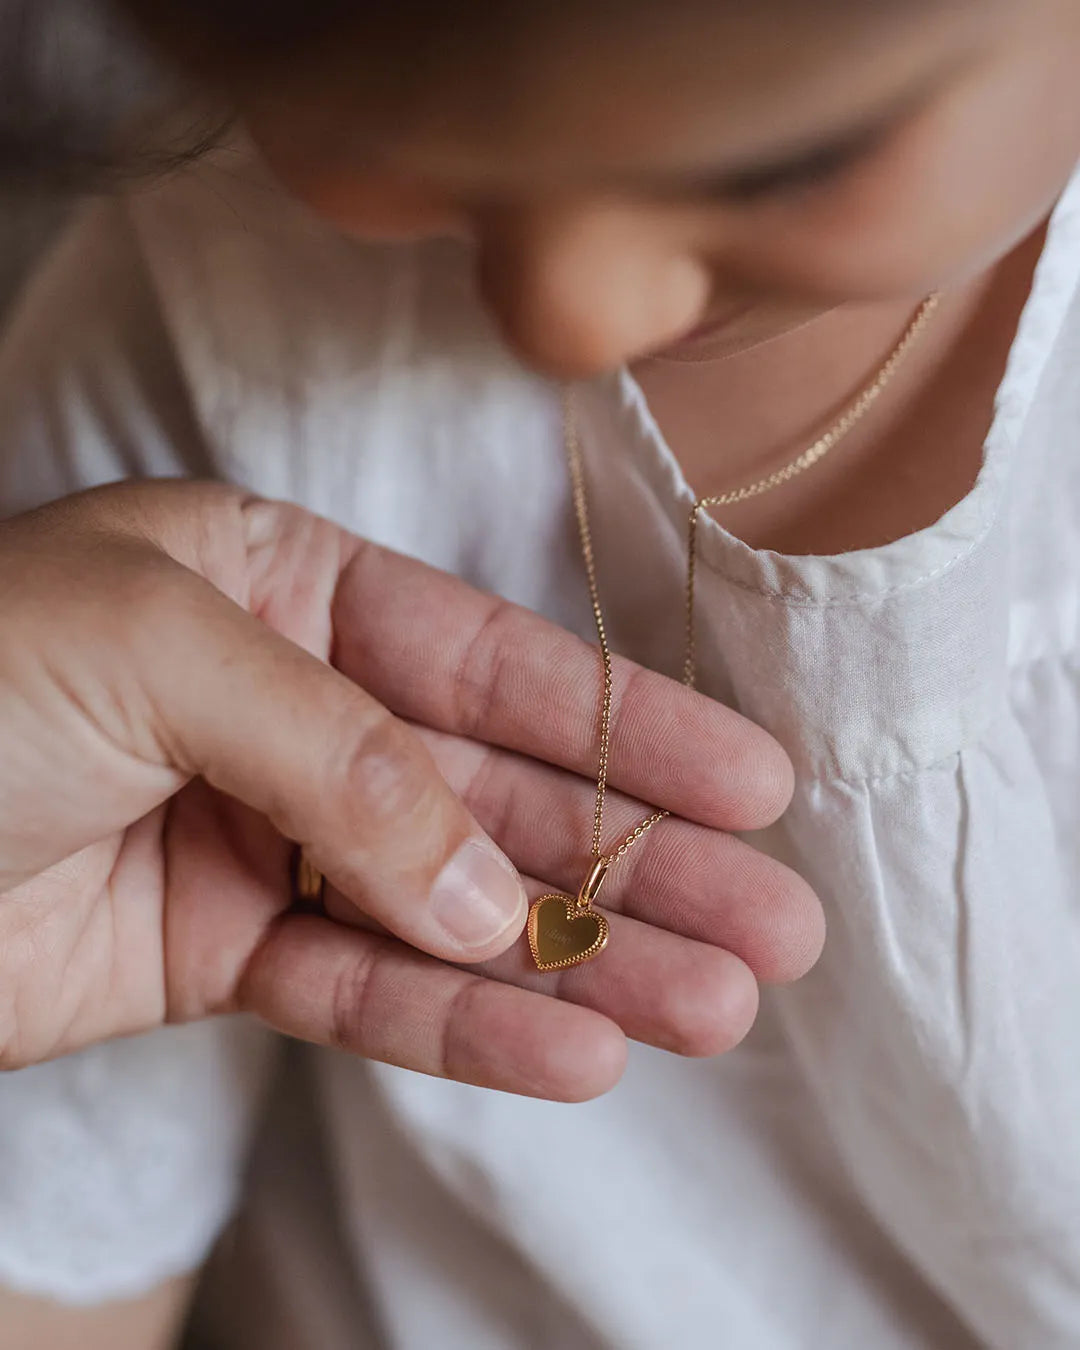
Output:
[{"xmin": 0, "ymin": 481, "xmax": 822, "ymax": 1094}]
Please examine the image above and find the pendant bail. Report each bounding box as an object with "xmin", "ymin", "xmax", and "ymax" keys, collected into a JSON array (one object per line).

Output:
[{"xmin": 577, "ymin": 856, "xmax": 611, "ymax": 910}]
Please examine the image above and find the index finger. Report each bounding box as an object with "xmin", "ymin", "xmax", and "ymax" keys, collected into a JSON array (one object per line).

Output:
[{"xmin": 330, "ymin": 541, "xmax": 793, "ymax": 831}]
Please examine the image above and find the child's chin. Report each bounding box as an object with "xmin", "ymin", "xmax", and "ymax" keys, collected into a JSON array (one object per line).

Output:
[{"xmin": 649, "ymin": 298, "xmax": 836, "ymax": 362}]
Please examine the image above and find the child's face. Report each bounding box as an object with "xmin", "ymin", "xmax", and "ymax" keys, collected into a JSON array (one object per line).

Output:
[{"xmin": 241, "ymin": 0, "xmax": 1080, "ymax": 376}]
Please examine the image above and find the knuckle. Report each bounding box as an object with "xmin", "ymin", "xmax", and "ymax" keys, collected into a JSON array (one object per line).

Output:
[
  {"xmin": 612, "ymin": 662, "xmax": 652, "ymax": 725},
  {"xmin": 450, "ymin": 597, "xmax": 517, "ymax": 739},
  {"xmin": 438, "ymin": 978, "xmax": 484, "ymax": 1082},
  {"xmin": 240, "ymin": 495, "xmax": 342, "ymax": 608},
  {"xmin": 338, "ymin": 706, "xmax": 446, "ymax": 843},
  {"xmin": 328, "ymin": 945, "xmax": 379, "ymax": 1054},
  {"xmin": 238, "ymin": 494, "xmax": 288, "ymax": 552},
  {"xmin": 455, "ymin": 744, "xmax": 518, "ymax": 851}
]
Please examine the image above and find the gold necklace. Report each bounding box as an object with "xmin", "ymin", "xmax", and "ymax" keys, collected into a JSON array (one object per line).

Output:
[{"xmin": 526, "ymin": 295, "xmax": 941, "ymax": 972}]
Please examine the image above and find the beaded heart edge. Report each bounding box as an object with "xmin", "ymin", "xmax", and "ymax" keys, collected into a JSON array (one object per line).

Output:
[{"xmin": 527, "ymin": 893, "xmax": 610, "ymax": 972}]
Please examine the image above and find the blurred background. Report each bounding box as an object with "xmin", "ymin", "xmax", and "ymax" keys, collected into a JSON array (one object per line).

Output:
[
  {"xmin": 0, "ymin": 0, "xmax": 189, "ymax": 313},
  {"xmin": 0, "ymin": 192, "xmax": 64, "ymax": 312}
]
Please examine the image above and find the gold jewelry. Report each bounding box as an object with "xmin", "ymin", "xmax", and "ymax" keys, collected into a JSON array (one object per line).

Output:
[
  {"xmin": 293, "ymin": 846, "xmax": 326, "ymax": 907},
  {"xmin": 528, "ymin": 295, "xmax": 940, "ymax": 972}
]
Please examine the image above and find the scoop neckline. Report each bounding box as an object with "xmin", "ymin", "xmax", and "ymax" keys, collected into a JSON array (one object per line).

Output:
[{"xmin": 588, "ymin": 167, "xmax": 1080, "ymax": 609}]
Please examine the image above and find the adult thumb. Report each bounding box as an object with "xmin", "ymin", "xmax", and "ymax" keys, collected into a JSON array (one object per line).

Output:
[{"xmin": 138, "ymin": 563, "xmax": 529, "ymax": 963}]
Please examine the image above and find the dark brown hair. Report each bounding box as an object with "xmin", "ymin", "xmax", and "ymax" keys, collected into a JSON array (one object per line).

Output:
[
  {"xmin": 0, "ymin": 0, "xmax": 224, "ymax": 190},
  {"xmin": 1, "ymin": 0, "xmax": 546, "ymax": 185},
  {"xmin": 3, "ymin": 0, "xmax": 937, "ymax": 189}
]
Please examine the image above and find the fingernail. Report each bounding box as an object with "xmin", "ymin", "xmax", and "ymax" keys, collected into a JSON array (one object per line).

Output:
[{"xmin": 430, "ymin": 839, "xmax": 526, "ymax": 951}]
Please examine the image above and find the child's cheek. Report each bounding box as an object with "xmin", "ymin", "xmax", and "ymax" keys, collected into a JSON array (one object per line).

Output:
[
  {"xmin": 260, "ymin": 149, "xmax": 467, "ymax": 242},
  {"xmin": 311, "ymin": 174, "xmax": 467, "ymax": 241},
  {"xmin": 715, "ymin": 98, "xmax": 1063, "ymax": 304}
]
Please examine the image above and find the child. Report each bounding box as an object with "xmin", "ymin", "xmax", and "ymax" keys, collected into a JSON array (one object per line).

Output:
[{"xmin": 2, "ymin": 0, "xmax": 1080, "ymax": 1346}]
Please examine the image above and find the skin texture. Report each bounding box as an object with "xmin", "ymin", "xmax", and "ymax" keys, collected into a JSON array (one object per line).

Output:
[
  {"xmin": 0, "ymin": 488, "xmax": 810, "ymax": 1343},
  {"xmin": 10, "ymin": 0, "xmax": 1080, "ymax": 1341},
  {"xmin": 0, "ymin": 482, "xmax": 808, "ymax": 1079},
  {"xmin": 0, "ymin": 486, "xmax": 808, "ymax": 1343},
  {"xmin": 222, "ymin": 0, "xmax": 1080, "ymax": 374}
]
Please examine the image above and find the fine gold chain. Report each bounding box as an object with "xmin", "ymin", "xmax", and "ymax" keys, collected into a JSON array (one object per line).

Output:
[
  {"xmin": 683, "ymin": 293, "xmax": 940, "ymax": 684},
  {"xmin": 564, "ymin": 294, "xmax": 940, "ymax": 876},
  {"xmin": 564, "ymin": 410, "xmax": 670, "ymax": 865}
]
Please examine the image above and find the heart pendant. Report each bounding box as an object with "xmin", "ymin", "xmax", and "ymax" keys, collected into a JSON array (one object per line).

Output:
[{"xmin": 527, "ymin": 894, "xmax": 610, "ymax": 972}]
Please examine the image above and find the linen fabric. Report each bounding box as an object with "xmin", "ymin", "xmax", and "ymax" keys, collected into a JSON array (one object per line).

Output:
[{"xmin": 0, "ymin": 153, "xmax": 1078, "ymax": 1348}]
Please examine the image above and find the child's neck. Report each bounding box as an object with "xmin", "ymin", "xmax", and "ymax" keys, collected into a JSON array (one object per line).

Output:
[{"xmin": 630, "ymin": 224, "xmax": 1046, "ymax": 556}]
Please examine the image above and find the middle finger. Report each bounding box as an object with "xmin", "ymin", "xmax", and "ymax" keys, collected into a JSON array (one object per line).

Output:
[{"xmin": 417, "ymin": 725, "xmax": 824, "ymax": 984}]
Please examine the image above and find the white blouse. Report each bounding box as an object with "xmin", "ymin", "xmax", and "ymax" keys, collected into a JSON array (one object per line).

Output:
[{"xmin": 1, "ymin": 153, "xmax": 1079, "ymax": 1349}]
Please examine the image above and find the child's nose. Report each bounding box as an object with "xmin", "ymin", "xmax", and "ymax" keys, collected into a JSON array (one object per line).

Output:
[{"xmin": 473, "ymin": 201, "xmax": 712, "ymax": 376}]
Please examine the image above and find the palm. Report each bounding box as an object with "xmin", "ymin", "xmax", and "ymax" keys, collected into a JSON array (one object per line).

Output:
[{"xmin": 2, "ymin": 787, "xmax": 275, "ymax": 1065}]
